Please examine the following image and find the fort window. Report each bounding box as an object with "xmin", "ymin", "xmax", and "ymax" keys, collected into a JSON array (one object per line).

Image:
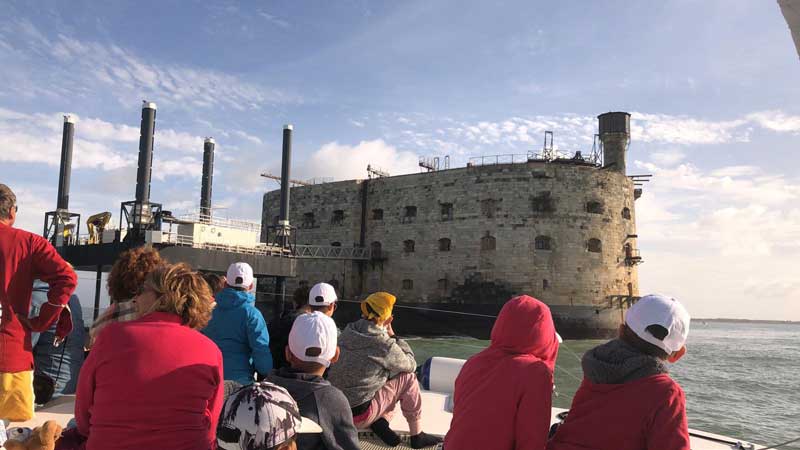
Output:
[
  {"xmin": 301, "ymin": 212, "xmax": 316, "ymax": 229},
  {"xmin": 331, "ymin": 210, "xmax": 345, "ymax": 225},
  {"xmin": 439, "ymin": 238, "xmax": 451, "ymax": 252},
  {"xmin": 402, "ymin": 206, "xmax": 417, "ymax": 223},
  {"xmin": 441, "ymin": 203, "xmax": 453, "ymax": 221},
  {"xmin": 402, "ymin": 279, "xmax": 414, "ymax": 290},
  {"xmin": 586, "ymin": 201, "xmax": 604, "ymax": 214},
  {"xmin": 588, "ymin": 238, "xmax": 602, "ymax": 253},
  {"xmin": 481, "ymin": 199, "xmax": 497, "ymax": 218},
  {"xmin": 480, "ymin": 234, "xmax": 496, "ymax": 251},
  {"xmin": 543, "ymin": 279, "xmax": 550, "ymax": 290},
  {"xmin": 370, "ymin": 241, "xmax": 383, "ymax": 259},
  {"xmin": 331, "ymin": 241, "xmax": 342, "ymax": 247},
  {"xmin": 622, "ymin": 207, "xmax": 631, "ymax": 220},
  {"xmin": 372, "ymin": 209, "xmax": 384, "ymax": 220},
  {"xmin": 532, "ymin": 192, "xmax": 555, "ymax": 213},
  {"xmin": 535, "ymin": 235, "xmax": 552, "ymax": 251},
  {"xmin": 438, "ymin": 278, "xmax": 449, "ymax": 293},
  {"xmin": 272, "ymin": 215, "xmax": 279, "ymax": 225},
  {"xmin": 403, "ymin": 239, "xmax": 415, "ymax": 253}
]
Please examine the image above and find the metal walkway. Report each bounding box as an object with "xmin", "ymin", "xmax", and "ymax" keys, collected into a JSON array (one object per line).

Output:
[{"xmin": 358, "ymin": 432, "xmax": 440, "ymax": 450}]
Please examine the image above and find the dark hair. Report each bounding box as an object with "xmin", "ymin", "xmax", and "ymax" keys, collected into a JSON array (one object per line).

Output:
[
  {"xmin": 202, "ymin": 272, "xmax": 226, "ymax": 295},
  {"xmin": 292, "ymin": 286, "xmax": 311, "ymax": 310},
  {"xmin": 107, "ymin": 246, "xmax": 166, "ymax": 302},
  {"xmin": 619, "ymin": 323, "xmax": 670, "ymax": 359},
  {"xmin": 0, "ymin": 184, "xmax": 16, "ymax": 220},
  {"xmin": 309, "ymin": 303, "xmax": 334, "ymax": 313}
]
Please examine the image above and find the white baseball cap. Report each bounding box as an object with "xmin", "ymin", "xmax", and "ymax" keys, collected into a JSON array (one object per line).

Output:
[
  {"xmin": 226, "ymin": 262, "xmax": 254, "ymax": 289},
  {"xmin": 308, "ymin": 282, "xmax": 337, "ymax": 306},
  {"xmin": 288, "ymin": 312, "xmax": 338, "ymax": 367},
  {"xmin": 625, "ymin": 294, "xmax": 690, "ymax": 354}
]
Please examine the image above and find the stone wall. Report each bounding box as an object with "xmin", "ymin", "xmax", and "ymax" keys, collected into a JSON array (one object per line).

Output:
[{"xmin": 261, "ymin": 160, "xmax": 640, "ymax": 312}]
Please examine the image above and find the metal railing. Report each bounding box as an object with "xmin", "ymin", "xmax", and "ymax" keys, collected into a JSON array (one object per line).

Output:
[
  {"xmin": 176, "ymin": 212, "xmax": 261, "ymax": 232},
  {"xmin": 468, "ymin": 154, "xmax": 531, "ymax": 166}
]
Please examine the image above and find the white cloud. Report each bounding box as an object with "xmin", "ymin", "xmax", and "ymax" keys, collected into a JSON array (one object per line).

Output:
[
  {"xmin": 650, "ymin": 150, "xmax": 686, "ymax": 166},
  {"xmin": 349, "ymin": 119, "xmax": 366, "ymax": 128},
  {"xmin": 231, "ymin": 130, "xmax": 263, "ymax": 145},
  {"xmin": 0, "ymin": 19, "xmax": 300, "ymax": 110},
  {"xmin": 303, "ymin": 140, "xmax": 420, "ymax": 181},
  {"xmin": 257, "ymin": 11, "xmax": 290, "ymax": 28},
  {"xmin": 745, "ymin": 110, "xmax": 800, "ymax": 133}
]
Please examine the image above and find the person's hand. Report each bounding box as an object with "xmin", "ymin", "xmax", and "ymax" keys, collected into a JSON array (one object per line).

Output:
[{"xmin": 16, "ymin": 313, "xmax": 32, "ymax": 330}]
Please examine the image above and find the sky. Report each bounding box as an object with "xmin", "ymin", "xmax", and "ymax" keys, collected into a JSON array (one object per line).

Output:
[{"xmin": 1, "ymin": 0, "xmax": 798, "ymax": 321}]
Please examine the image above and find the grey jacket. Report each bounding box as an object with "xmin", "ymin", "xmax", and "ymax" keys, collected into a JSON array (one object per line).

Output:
[
  {"xmin": 266, "ymin": 368, "xmax": 360, "ymax": 450},
  {"xmin": 581, "ymin": 338, "xmax": 669, "ymax": 384},
  {"xmin": 327, "ymin": 319, "xmax": 417, "ymax": 407}
]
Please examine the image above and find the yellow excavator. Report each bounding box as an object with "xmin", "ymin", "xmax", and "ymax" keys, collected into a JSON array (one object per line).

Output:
[{"xmin": 86, "ymin": 212, "xmax": 112, "ymax": 244}]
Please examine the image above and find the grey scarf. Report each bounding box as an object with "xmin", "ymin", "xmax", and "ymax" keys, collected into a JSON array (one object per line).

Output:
[{"xmin": 582, "ymin": 338, "xmax": 668, "ymax": 384}]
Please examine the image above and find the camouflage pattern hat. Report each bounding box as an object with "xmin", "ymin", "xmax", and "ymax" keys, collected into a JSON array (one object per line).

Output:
[{"xmin": 217, "ymin": 382, "xmax": 321, "ymax": 450}]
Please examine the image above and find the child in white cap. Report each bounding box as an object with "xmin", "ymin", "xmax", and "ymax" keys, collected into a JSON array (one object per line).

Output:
[
  {"xmin": 203, "ymin": 262, "xmax": 273, "ymax": 384},
  {"xmin": 548, "ymin": 294, "xmax": 691, "ymax": 450},
  {"xmin": 266, "ymin": 312, "xmax": 360, "ymax": 450}
]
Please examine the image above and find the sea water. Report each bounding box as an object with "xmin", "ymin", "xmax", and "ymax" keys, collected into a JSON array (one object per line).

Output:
[{"xmin": 407, "ymin": 321, "xmax": 800, "ymax": 449}]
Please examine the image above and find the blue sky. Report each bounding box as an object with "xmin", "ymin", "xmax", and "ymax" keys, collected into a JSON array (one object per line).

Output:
[{"xmin": 1, "ymin": 1, "xmax": 798, "ymax": 320}]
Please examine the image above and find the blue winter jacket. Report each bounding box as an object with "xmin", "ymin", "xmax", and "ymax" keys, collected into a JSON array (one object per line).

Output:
[{"xmin": 202, "ymin": 287, "xmax": 272, "ymax": 384}]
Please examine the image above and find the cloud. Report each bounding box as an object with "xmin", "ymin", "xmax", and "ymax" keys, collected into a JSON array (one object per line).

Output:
[
  {"xmin": 745, "ymin": 110, "xmax": 800, "ymax": 133},
  {"xmin": 634, "ymin": 156, "xmax": 800, "ymax": 320},
  {"xmin": 0, "ymin": 107, "xmax": 207, "ymax": 171},
  {"xmin": 0, "ymin": 19, "xmax": 300, "ymax": 110},
  {"xmin": 231, "ymin": 130, "xmax": 263, "ymax": 145},
  {"xmin": 303, "ymin": 140, "xmax": 420, "ymax": 181},
  {"xmin": 257, "ymin": 11, "xmax": 290, "ymax": 28},
  {"xmin": 650, "ymin": 150, "xmax": 686, "ymax": 166},
  {"xmin": 349, "ymin": 119, "xmax": 366, "ymax": 128}
]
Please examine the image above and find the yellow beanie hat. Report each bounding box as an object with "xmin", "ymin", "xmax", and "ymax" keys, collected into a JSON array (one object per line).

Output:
[{"xmin": 361, "ymin": 292, "xmax": 396, "ymax": 322}]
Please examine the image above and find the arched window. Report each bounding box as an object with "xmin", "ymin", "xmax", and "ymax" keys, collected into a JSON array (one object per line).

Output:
[
  {"xmin": 543, "ymin": 279, "xmax": 550, "ymax": 290},
  {"xmin": 302, "ymin": 212, "xmax": 315, "ymax": 229},
  {"xmin": 438, "ymin": 278, "xmax": 449, "ymax": 293},
  {"xmin": 586, "ymin": 201, "xmax": 604, "ymax": 214},
  {"xmin": 532, "ymin": 191, "xmax": 555, "ymax": 213},
  {"xmin": 372, "ymin": 209, "xmax": 384, "ymax": 220},
  {"xmin": 622, "ymin": 207, "xmax": 631, "ymax": 220},
  {"xmin": 481, "ymin": 199, "xmax": 497, "ymax": 218},
  {"xmin": 370, "ymin": 241, "xmax": 382, "ymax": 259},
  {"xmin": 481, "ymin": 234, "xmax": 496, "ymax": 251},
  {"xmin": 438, "ymin": 238, "xmax": 451, "ymax": 252},
  {"xmin": 403, "ymin": 239, "xmax": 415, "ymax": 253},
  {"xmin": 588, "ymin": 238, "xmax": 602, "ymax": 253},
  {"xmin": 534, "ymin": 235, "xmax": 552, "ymax": 251},
  {"xmin": 402, "ymin": 279, "xmax": 413, "ymax": 290}
]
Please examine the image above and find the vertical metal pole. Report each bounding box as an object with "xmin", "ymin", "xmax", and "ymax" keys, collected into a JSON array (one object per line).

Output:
[
  {"xmin": 200, "ymin": 138, "xmax": 215, "ymax": 221},
  {"xmin": 57, "ymin": 116, "xmax": 75, "ymax": 211},
  {"xmin": 93, "ymin": 265, "xmax": 102, "ymax": 321},
  {"xmin": 274, "ymin": 124, "xmax": 293, "ymax": 319}
]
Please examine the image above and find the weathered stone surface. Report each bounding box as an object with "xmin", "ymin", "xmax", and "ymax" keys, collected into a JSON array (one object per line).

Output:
[{"xmin": 261, "ymin": 160, "xmax": 640, "ymax": 322}]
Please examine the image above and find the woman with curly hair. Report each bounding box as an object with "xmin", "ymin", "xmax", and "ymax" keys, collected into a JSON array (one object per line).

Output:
[
  {"xmin": 74, "ymin": 263, "xmax": 224, "ymax": 450},
  {"xmin": 88, "ymin": 246, "xmax": 165, "ymax": 344}
]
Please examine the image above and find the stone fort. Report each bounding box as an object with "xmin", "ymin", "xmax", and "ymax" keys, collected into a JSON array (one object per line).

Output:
[{"xmin": 261, "ymin": 112, "xmax": 643, "ymax": 337}]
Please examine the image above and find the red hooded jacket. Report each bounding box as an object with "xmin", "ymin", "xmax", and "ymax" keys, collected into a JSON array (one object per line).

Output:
[
  {"xmin": 0, "ymin": 222, "xmax": 77, "ymax": 373},
  {"xmin": 445, "ymin": 295, "xmax": 559, "ymax": 450}
]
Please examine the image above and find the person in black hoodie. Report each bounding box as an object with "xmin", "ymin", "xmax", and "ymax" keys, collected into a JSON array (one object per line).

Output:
[
  {"xmin": 267, "ymin": 312, "xmax": 360, "ymax": 450},
  {"xmin": 269, "ymin": 285, "xmax": 311, "ymax": 371}
]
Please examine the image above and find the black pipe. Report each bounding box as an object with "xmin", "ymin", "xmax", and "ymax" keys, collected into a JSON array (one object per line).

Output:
[
  {"xmin": 278, "ymin": 124, "xmax": 292, "ymax": 223},
  {"xmin": 200, "ymin": 137, "xmax": 215, "ymax": 220},
  {"xmin": 135, "ymin": 101, "xmax": 157, "ymax": 204},
  {"xmin": 56, "ymin": 115, "xmax": 75, "ymax": 211}
]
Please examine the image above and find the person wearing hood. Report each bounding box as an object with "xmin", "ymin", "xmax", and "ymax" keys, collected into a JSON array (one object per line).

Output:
[
  {"xmin": 202, "ymin": 262, "xmax": 272, "ymax": 385},
  {"xmin": 327, "ymin": 292, "xmax": 441, "ymax": 449},
  {"xmin": 444, "ymin": 295, "xmax": 560, "ymax": 450},
  {"xmin": 266, "ymin": 311, "xmax": 360, "ymax": 450},
  {"xmin": 547, "ymin": 294, "xmax": 691, "ymax": 450}
]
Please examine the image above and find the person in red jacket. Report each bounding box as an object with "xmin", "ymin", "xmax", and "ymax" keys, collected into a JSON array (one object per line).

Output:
[
  {"xmin": 444, "ymin": 295, "xmax": 560, "ymax": 450},
  {"xmin": 74, "ymin": 262, "xmax": 224, "ymax": 450},
  {"xmin": 0, "ymin": 184, "xmax": 77, "ymax": 422},
  {"xmin": 547, "ymin": 294, "xmax": 691, "ymax": 450}
]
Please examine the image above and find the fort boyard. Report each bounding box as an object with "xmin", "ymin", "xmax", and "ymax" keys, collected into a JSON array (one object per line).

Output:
[{"xmin": 261, "ymin": 112, "xmax": 646, "ymax": 339}]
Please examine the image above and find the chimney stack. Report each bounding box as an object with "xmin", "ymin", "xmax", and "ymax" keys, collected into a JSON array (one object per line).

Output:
[
  {"xmin": 278, "ymin": 124, "xmax": 293, "ymax": 226},
  {"xmin": 200, "ymin": 137, "xmax": 215, "ymax": 221},
  {"xmin": 133, "ymin": 101, "xmax": 157, "ymax": 227},
  {"xmin": 56, "ymin": 115, "xmax": 75, "ymax": 211},
  {"xmin": 598, "ymin": 112, "xmax": 631, "ymax": 174}
]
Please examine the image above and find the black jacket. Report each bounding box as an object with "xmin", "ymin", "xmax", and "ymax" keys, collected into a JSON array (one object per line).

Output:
[
  {"xmin": 268, "ymin": 310, "xmax": 302, "ymax": 371},
  {"xmin": 266, "ymin": 367, "xmax": 360, "ymax": 450}
]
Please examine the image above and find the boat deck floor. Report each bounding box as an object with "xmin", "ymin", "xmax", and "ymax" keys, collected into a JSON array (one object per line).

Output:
[{"xmin": 357, "ymin": 433, "xmax": 439, "ymax": 450}]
